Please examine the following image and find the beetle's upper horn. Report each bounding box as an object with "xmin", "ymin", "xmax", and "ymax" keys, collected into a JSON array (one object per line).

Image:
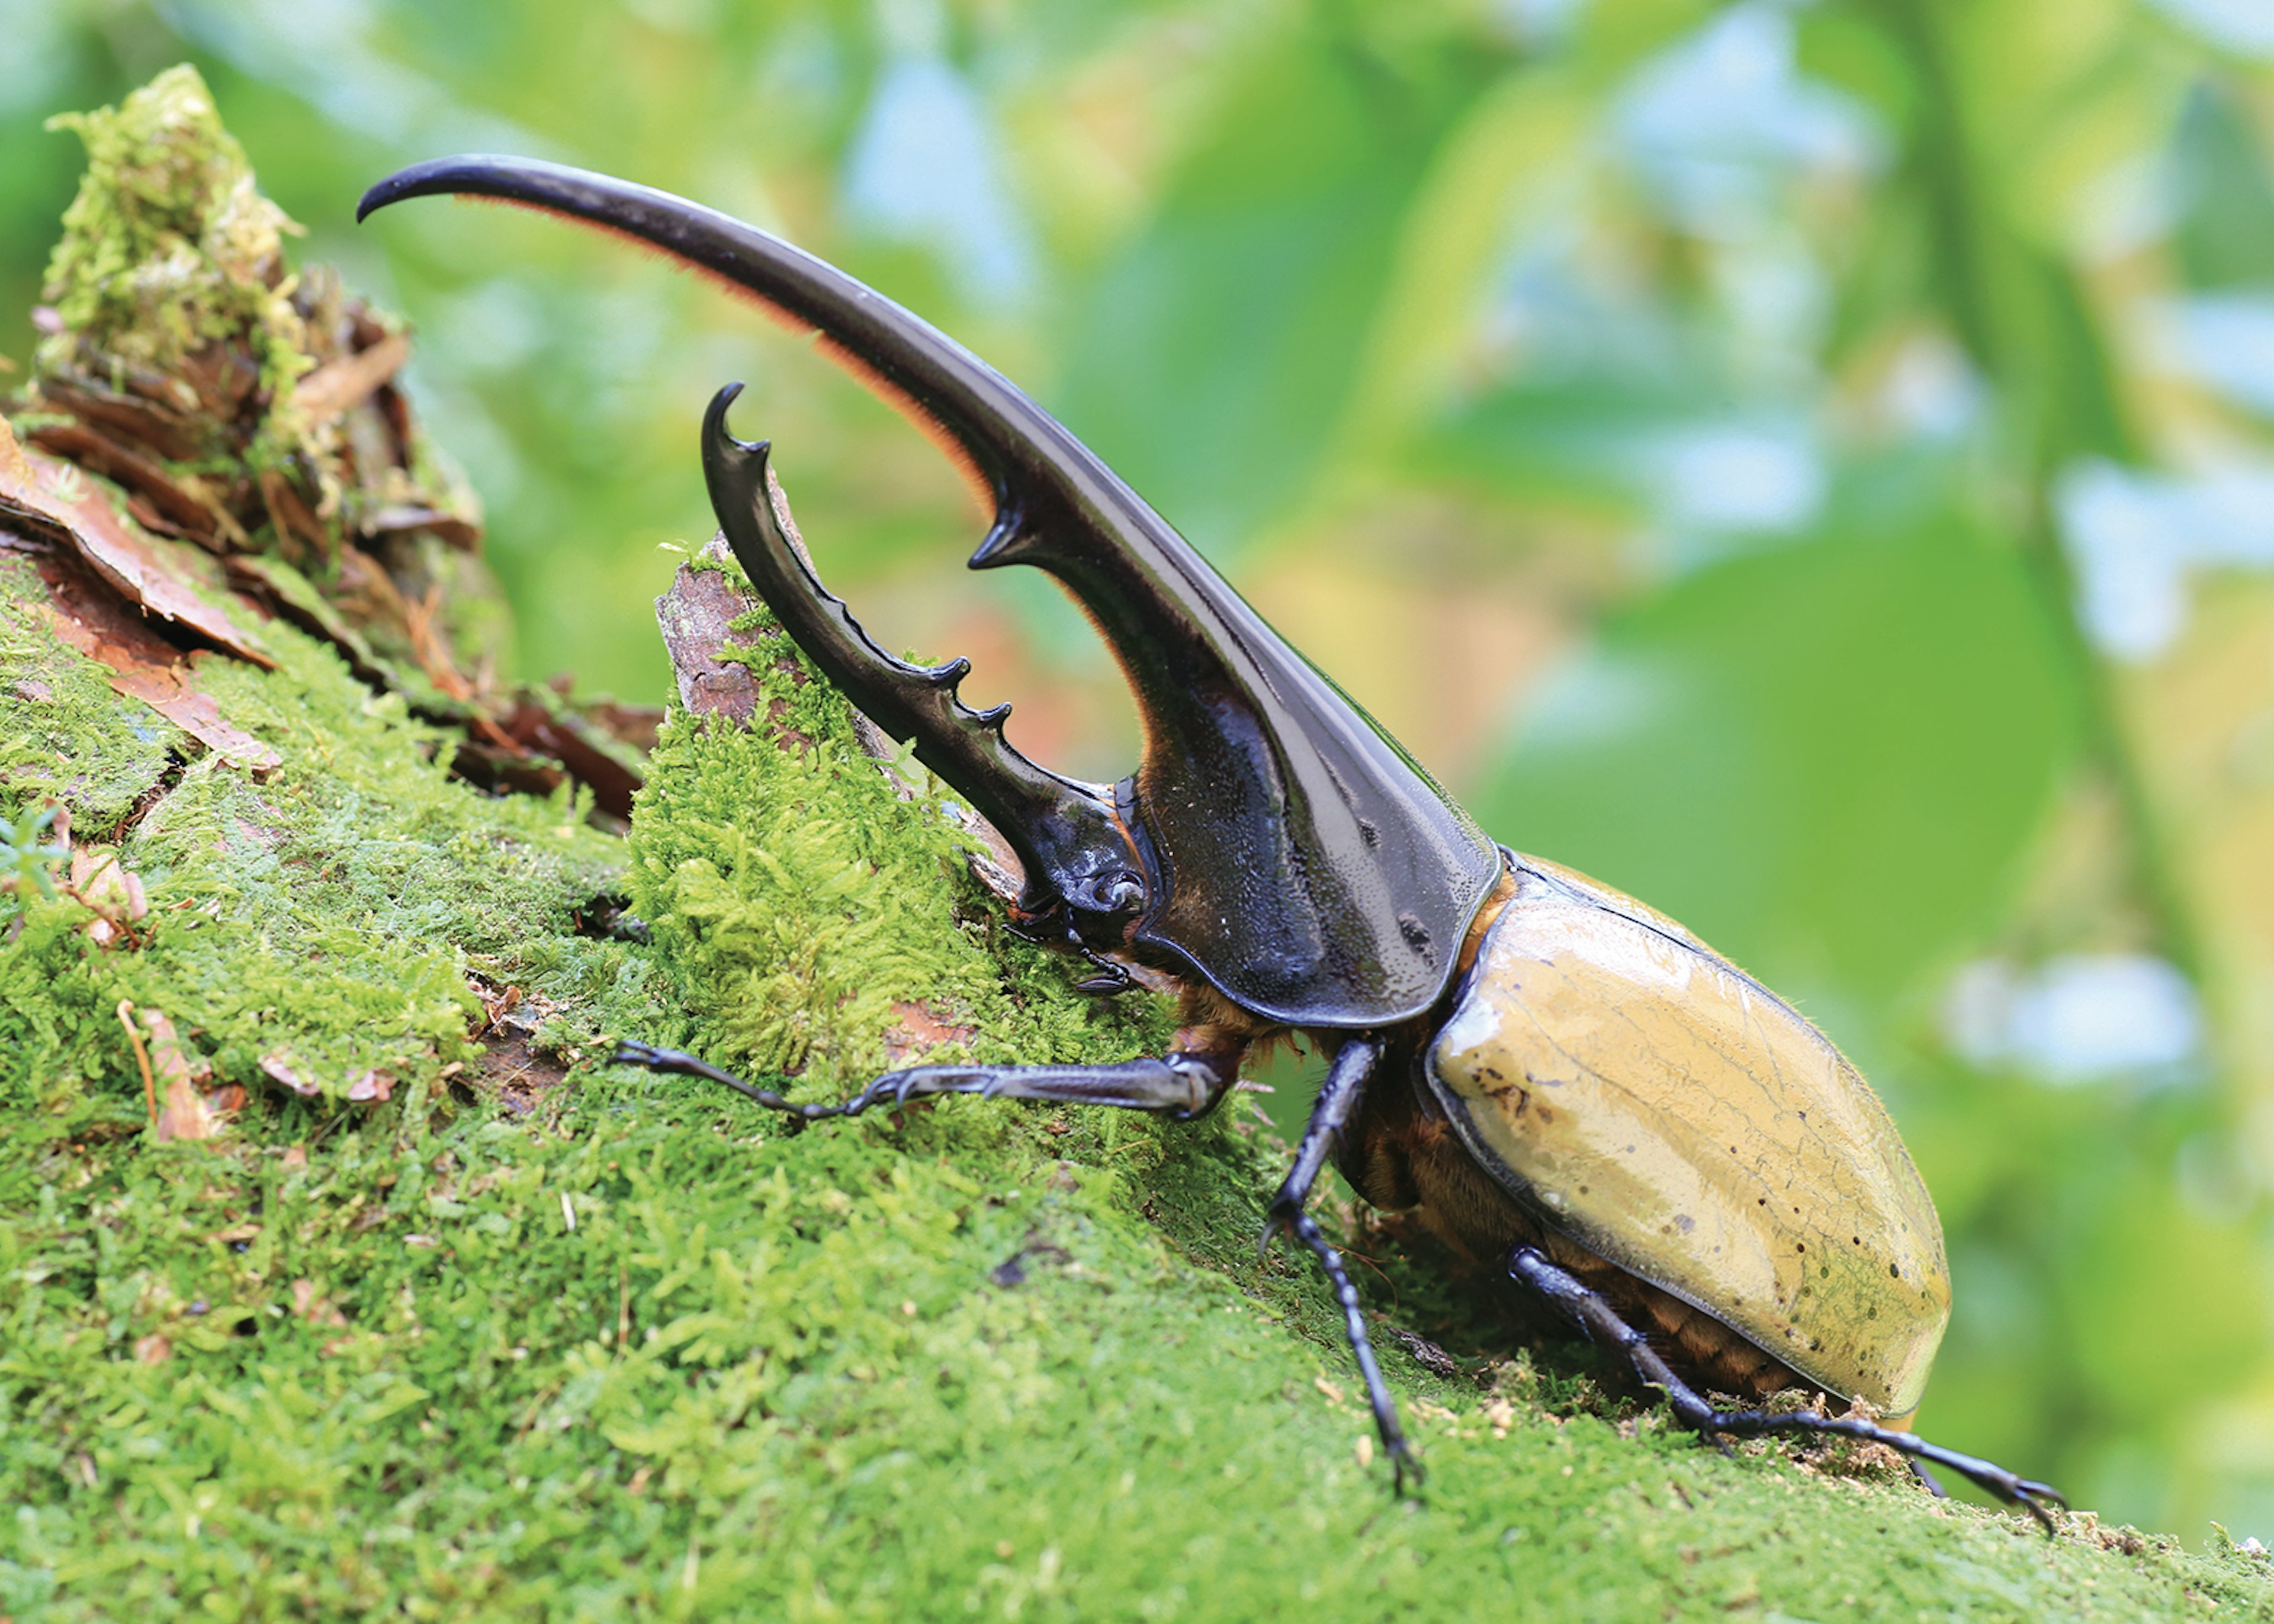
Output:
[{"xmin": 359, "ymin": 156, "xmax": 1501, "ymax": 1026}]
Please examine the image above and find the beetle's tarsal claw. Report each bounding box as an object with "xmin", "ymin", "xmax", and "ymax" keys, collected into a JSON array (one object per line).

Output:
[
  {"xmin": 1390, "ymin": 1438, "xmax": 1425, "ymax": 1497},
  {"xmin": 1509, "ymin": 1245, "xmax": 2061, "ymax": 1529}
]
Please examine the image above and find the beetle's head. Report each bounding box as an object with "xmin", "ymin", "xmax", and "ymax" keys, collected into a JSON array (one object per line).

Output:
[{"xmin": 1005, "ymin": 832, "xmax": 1147, "ymax": 951}]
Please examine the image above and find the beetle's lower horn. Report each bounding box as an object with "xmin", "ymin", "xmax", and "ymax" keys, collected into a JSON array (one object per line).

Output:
[{"xmin": 701, "ymin": 387, "xmax": 1139, "ymax": 926}]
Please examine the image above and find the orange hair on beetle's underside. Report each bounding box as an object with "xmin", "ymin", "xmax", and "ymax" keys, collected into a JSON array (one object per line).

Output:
[{"xmin": 456, "ymin": 193, "xmax": 997, "ymax": 519}]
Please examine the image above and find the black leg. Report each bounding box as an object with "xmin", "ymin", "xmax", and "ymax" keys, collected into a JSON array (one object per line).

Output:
[
  {"xmin": 1509, "ymin": 1247, "xmax": 2063, "ymax": 1533},
  {"xmin": 611, "ymin": 1041, "xmax": 1236, "ymax": 1121},
  {"xmin": 1261, "ymin": 1037, "xmax": 1379, "ymax": 1253},
  {"xmin": 1257, "ymin": 1039, "xmax": 1419, "ymax": 1493}
]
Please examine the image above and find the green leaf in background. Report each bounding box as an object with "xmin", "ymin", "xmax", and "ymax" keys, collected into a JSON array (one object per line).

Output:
[
  {"xmin": 1473, "ymin": 478, "xmax": 2080, "ymax": 1024},
  {"xmin": 1422, "ymin": 375, "xmax": 1702, "ymax": 514},
  {"xmin": 2170, "ymin": 80, "xmax": 2274, "ymax": 292},
  {"xmin": 1053, "ymin": 19, "xmax": 1497, "ymax": 555}
]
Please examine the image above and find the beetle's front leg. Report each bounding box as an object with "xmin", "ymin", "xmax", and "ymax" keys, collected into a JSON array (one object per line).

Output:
[
  {"xmin": 1254, "ymin": 1037, "xmax": 1421, "ymax": 1493},
  {"xmin": 611, "ymin": 1040, "xmax": 1238, "ymax": 1121},
  {"xmin": 1508, "ymin": 1248, "xmax": 2064, "ymax": 1533}
]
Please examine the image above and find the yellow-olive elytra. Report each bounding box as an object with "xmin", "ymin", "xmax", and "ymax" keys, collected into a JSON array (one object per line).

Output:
[{"xmin": 1424, "ymin": 856, "xmax": 1948, "ymax": 1420}]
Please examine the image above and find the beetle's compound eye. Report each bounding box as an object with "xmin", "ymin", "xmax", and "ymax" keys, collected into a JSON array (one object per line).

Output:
[{"xmin": 1072, "ymin": 872, "xmax": 1146, "ymax": 917}]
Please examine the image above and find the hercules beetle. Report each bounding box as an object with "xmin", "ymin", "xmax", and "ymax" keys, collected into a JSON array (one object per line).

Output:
[{"xmin": 360, "ymin": 157, "xmax": 2061, "ymax": 1527}]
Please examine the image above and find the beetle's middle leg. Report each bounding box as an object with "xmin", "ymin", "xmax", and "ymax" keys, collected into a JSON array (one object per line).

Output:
[
  {"xmin": 1508, "ymin": 1247, "xmax": 2063, "ymax": 1533},
  {"xmin": 1255, "ymin": 1036, "xmax": 1422, "ymax": 1493},
  {"xmin": 611, "ymin": 1040, "xmax": 1241, "ymax": 1121}
]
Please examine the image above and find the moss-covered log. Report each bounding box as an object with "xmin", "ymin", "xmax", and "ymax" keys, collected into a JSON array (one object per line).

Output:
[{"xmin": 3, "ymin": 67, "xmax": 2272, "ymax": 1624}]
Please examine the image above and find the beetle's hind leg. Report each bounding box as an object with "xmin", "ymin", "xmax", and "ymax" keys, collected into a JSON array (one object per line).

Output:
[
  {"xmin": 1254, "ymin": 1037, "xmax": 1421, "ymax": 1494},
  {"xmin": 1508, "ymin": 1247, "xmax": 2064, "ymax": 1534},
  {"xmin": 610, "ymin": 1040, "xmax": 1238, "ymax": 1121}
]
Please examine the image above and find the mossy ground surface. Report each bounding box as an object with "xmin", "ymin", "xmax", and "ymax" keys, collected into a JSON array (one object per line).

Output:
[{"xmin": 4, "ymin": 558, "xmax": 2273, "ymax": 1622}]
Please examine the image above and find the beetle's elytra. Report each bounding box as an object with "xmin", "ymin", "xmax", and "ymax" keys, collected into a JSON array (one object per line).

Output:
[
  {"xmin": 360, "ymin": 156, "xmax": 2060, "ymax": 1528},
  {"xmin": 1408, "ymin": 856, "xmax": 1949, "ymax": 1416}
]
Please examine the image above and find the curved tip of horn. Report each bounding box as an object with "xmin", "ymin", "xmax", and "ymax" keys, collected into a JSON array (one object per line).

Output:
[
  {"xmin": 358, "ymin": 155, "xmax": 502, "ymax": 222},
  {"xmin": 704, "ymin": 381, "xmax": 753, "ymax": 442},
  {"xmin": 702, "ymin": 384, "xmax": 772, "ymax": 482},
  {"xmin": 358, "ymin": 153, "xmax": 616, "ymax": 224}
]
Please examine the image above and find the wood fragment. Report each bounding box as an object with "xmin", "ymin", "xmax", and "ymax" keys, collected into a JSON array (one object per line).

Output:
[
  {"xmin": 259, "ymin": 1054, "xmax": 323, "ymax": 1098},
  {"xmin": 22, "ymin": 419, "xmax": 229, "ymax": 541},
  {"xmin": 294, "ymin": 330, "xmax": 410, "ymax": 424},
  {"xmin": 360, "ymin": 503, "xmax": 481, "ymax": 550},
  {"xmin": 137, "ymin": 1006, "xmax": 224, "ymax": 1141},
  {"xmin": 654, "ymin": 536, "xmax": 768, "ymax": 725}
]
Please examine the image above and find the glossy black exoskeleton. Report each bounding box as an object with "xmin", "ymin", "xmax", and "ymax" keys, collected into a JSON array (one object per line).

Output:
[{"xmin": 360, "ymin": 157, "xmax": 2060, "ymax": 1527}]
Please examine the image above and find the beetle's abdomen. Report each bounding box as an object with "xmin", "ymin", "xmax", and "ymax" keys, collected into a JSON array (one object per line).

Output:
[{"xmin": 1423, "ymin": 856, "xmax": 1951, "ymax": 1417}]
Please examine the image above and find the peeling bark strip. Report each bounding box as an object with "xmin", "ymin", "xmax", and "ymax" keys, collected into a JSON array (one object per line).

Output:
[
  {"xmin": 5, "ymin": 517, "xmax": 282, "ymax": 772},
  {"xmin": 654, "ymin": 536, "xmax": 770, "ymax": 726},
  {"xmin": 293, "ymin": 329, "xmax": 411, "ymax": 425},
  {"xmin": 0, "ymin": 445, "xmax": 275, "ymax": 667}
]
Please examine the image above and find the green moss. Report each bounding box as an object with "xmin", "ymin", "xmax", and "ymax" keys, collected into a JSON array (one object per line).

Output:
[
  {"xmin": 0, "ymin": 558, "xmax": 181, "ymax": 828},
  {"xmin": 5, "ymin": 541, "xmax": 2273, "ymax": 1619},
  {"xmin": 625, "ymin": 586, "xmax": 1175, "ymax": 1089},
  {"xmin": 37, "ymin": 66, "xmax": 313, "ymax": 456},
  {"xmin": 0, "ymin": 557, "xmax": 628, "ymax": 1111}
]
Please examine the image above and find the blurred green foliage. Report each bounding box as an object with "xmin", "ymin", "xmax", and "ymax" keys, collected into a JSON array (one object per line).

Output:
[{"xmin": 7, "ymin": 0, "xmax": 2274, "ymax": 1546}]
